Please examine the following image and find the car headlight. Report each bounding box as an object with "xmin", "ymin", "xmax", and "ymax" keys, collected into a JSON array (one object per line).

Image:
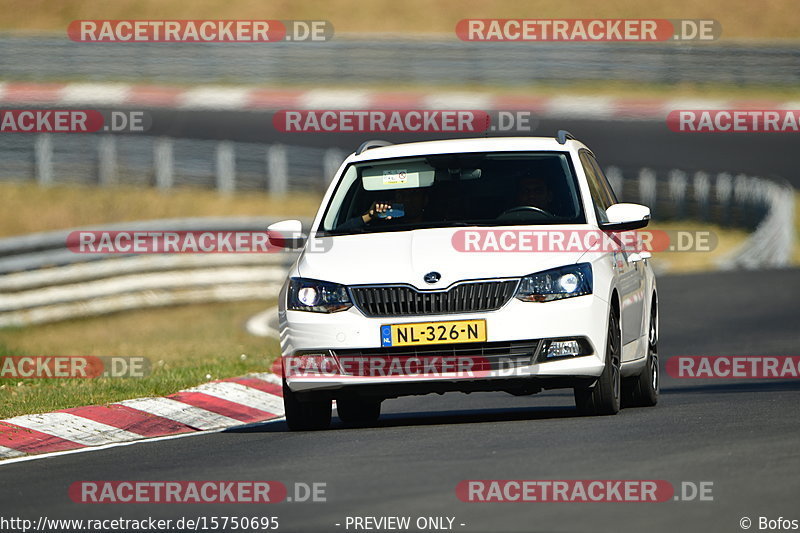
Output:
[
  {"xmin": 515, "ymin": 263, "xmax": 593, "ymax": 302},
  {"xmin": 288, "ymin": 277, "xmax": 352, "ymax": 313}
]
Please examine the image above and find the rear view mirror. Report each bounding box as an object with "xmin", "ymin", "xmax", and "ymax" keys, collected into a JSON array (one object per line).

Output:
[
  {"xmin": 267, "ymin": 219, "xmax": 306, "ymax": 249},
  {"xmin": 600, "ymin": 203, "xmax": 650, "ymax": 231}
]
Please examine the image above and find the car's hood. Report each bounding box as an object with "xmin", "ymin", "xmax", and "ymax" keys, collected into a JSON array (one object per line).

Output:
[{"xmin": 298, "ymin": 226, "xmax": 587, "ymax": 289}]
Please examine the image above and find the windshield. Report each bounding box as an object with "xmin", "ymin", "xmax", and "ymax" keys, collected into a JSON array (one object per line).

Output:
[{"xmin": 319, "ymin": 151, "xmax": 585, "ymax": 235}]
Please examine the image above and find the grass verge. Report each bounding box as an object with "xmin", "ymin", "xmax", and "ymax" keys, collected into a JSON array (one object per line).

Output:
[
  {"xmin": 0, "ymin": 182, "xmax": 321, "ymax": 238},
  {"xmin": 648, "ymin": 221, "xmax": 751, "ymax": 273},
  {"xmin": 0, "ymin": 300, "xmax": 280, "ymax": 419},
  {"xmin": 2, "ymin": 0, "xmax": 800, "ymax": 39}
]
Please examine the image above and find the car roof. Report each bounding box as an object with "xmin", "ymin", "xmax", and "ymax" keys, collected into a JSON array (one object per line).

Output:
[{"xmin": 349, "ymin": 136, "xmax": 589, "ymax": 162}]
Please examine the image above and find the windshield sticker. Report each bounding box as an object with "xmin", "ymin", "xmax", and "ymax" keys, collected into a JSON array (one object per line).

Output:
[{"xmin": 382, "ymin": 170, "xmax": 409, "ymax": 185}]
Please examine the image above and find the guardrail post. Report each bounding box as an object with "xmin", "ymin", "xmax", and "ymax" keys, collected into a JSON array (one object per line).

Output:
[
  {"xmin": 693, "ymin": 171, "xmax": 710, "ymax": 221},
  {"xmin": 715, "ymin": 172, "xmax": 733, "ymax": 226},
  {"xmin": 637, "ymin": 168, "xmax": 657, "ymax": 216},
  {"xmin": 780, "ymin": 187, "xmax": 796, "ymax": 264},
  {"xmin": 98, "ymin": 135, "xmax": 117, "ymax": 186},
  {"xmin": 751, "ymin": 177, "xmax": 770, "ymax": 227},
  {"xmin": 732, "ymin": 174, "xmax": 747, "ymax": 227},
  {"xmin": 216, "ymin": 141, "xmax": 236, "ymax": 194},
  {"xmin": 154, "ymin": 138, "xmax": 174, "ymax": 190},
  {"xmin": 35, "ymin": 134, "xmax": 54, "ymax": 186},
  {"xmin": 323, "ymin": 148, "xmax": 345, "ymax": 186},
  {"xmin": 668, "ymin": 169, "xmax": 688, "ymax": 220},
  {"xmin": 604, "ymin": 166, "xmax": 623, "ymax": 201},
  {"xmin": 267, "ymin": 144, "xmax": 288, "ymax": 196}
]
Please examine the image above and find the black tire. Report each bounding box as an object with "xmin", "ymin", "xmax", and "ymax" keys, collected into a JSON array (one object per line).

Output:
[
  {"xmin": 283, "ymin": 378, "xmax": 331, "ymax": 431},
  {"xmin": 623, "ymin": 299, "xmax": 659, "ymax": 407},
  {"xmin": 574, "ymin": 308, "xmax": 621, "ymax": 415},
  {"xmin": 336, "ymin": 396, "xmax": 382, "ymax": 427}
]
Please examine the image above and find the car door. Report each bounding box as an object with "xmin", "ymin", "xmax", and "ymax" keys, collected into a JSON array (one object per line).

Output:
[{"xmin": 579, "ymin": 150, "xmax": 646, "ymax": 349}]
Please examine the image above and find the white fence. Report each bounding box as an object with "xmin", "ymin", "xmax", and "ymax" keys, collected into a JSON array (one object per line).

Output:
[{"xmin": 0, "ymin": 134, "xmax": 347, "ymax": 195}]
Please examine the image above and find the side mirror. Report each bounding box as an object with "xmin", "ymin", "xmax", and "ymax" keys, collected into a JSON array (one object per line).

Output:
[
  {"xmin": 600, "ymin": 203, "xmax": 650, "ymax": 231},
  {"xmin": 267, "ymin": 219, "xmax": 306, "ymax": 249}
]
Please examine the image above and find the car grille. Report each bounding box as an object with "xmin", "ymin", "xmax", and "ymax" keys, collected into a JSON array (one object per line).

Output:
[
  {"xmin": 350, "ymin": 280, "xmax": 519, "ymax": 317},
  {"xmin": 332, "ymin": 340, "xmax": 540, "ymax": 376}
]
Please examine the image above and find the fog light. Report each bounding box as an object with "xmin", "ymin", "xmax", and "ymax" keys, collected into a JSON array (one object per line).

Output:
[
  {"xmin": 284, "ymin": 352, "xmax": 339, "ymax": 377},
  {"xmin": 545, "ymin": 340, "xmax": 582, "ymax": 359}
]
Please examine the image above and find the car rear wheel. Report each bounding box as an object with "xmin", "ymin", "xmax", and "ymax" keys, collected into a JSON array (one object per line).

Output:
[
  {"xmin": 574, "ymin": 308, "xmax": 621, "ymax": 415},
  {"xmin": 283, "ymin": 378, "xmax": 332, "ymax": 431},
  {"xmin": 623, "ymin": 299, "xmax": 659, "ymax": 407},
  {"xmin": 336, "ymin": 396, "xmax": 382, "ymax": 427}
]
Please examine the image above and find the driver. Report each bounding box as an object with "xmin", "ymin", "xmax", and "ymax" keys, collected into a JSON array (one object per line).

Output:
[
  {"xmin": 337, "ymin": 187, "xmax": 429, "ymax": 231},
  {"xmin": 516, "ymin": 175, "xmax": 554, "ymax": 212}
]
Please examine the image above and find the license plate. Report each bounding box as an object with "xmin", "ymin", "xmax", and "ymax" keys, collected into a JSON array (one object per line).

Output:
[{"xmin": 380, "ymin": 319, "xmax": 487, "ymax": 347}]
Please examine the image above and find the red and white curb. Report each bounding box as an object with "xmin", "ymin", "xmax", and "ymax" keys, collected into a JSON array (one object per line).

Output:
[
  {"xmin": 0, "ymin": 368, "xmax": 285, "ymax": 462},
  {"xmin": 1, "ymin": 81, "xmax": 797, "ymax": 120}
]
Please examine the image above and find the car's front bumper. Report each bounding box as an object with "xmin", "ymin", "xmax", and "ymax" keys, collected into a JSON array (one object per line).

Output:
[{"xmin": 280, "ymin": 293, "xmax": 609, "ymax": 395}]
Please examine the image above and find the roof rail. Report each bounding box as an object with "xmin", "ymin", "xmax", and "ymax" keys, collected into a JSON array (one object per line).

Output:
[
  {"xmin": 556, "ymin": 130, "xmax": 577, "ymax": 145},
  {"xmin": 355, "ymin": 139, "xmax": 393, "ymax": 155}
]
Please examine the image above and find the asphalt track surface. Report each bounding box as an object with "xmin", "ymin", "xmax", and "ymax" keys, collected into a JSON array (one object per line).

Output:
[
  {"xmin": 1, "ymin": 112, "xmax": 798, "ymax": 532},
  {"xmin": 1, "ymin": 269, "xmax": 798, "ymax": 533}
]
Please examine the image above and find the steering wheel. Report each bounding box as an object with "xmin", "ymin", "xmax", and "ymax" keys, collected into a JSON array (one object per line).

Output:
[{"xmin": 498, "ymin": 205, "xmax": 555, "ymax": 219}]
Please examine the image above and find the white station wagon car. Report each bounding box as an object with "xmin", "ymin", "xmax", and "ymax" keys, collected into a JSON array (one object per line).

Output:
[{"xmin": 273, "ymin": 132, "xmax": 659, "ymax": 430}]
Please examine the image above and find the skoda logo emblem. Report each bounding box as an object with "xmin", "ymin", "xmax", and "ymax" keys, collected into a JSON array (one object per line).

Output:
[{"xmin": 424, "ymin": 271, "xmax": 441, "ymax": 284}]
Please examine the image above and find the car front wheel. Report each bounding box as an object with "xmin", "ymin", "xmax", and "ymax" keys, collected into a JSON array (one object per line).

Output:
[
  {"xmin": 574, "ymin": 308, "xmax": 621, "ymax": 415},
  {"xmin": 623, "ymin": 299, "xmax": 659, "ymax": 407},
  {"xmin": 283, "ymin": 378, "xmax": 332, "ymax": 431}
]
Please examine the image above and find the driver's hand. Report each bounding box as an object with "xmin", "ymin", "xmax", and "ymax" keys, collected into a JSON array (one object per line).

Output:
[{"xmin": 363, "ymin": 201, "xmax": 392, "ymax": 223}]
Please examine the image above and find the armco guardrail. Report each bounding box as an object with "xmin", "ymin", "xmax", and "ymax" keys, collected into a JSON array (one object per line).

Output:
[
  {"xmin": 718, "ymin": 177, "xmax": 795, "ymax": 269},
  {"xmin": 606, "ymin": 168, "xmax": 794, "ymax": 270},
  {"xmin": 0, "ymin": 216, "xmax": 304, "ymax": 273},
  {"xmin": 0, "ymin": 217, "xmax": 305, "ymax": 327},
  {"xmin": 0, "ymin": 134, "xmax": 346, "ymax": 196},
  {"xmin": 1, "ymin": 35, "xmax": 799, "ymax": 86}
]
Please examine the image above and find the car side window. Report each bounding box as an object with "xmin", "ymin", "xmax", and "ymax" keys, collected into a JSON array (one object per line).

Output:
[
  {"xmin": 579, "ymin": 150, "xmax": 614, "ymax": 223},
  {"xmin": 588, "ymin": 155, "xmax": 619, "ymax": 205}
]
